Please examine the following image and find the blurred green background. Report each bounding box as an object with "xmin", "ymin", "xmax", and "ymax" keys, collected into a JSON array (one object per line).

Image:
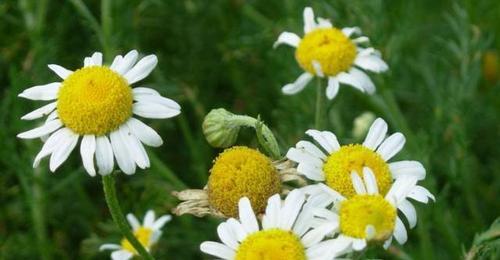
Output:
[{"xmin": 1, "ymin": 0, "xmax": 500, "ymax": 259}]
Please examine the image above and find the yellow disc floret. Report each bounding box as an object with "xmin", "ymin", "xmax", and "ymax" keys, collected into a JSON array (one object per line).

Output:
[
  {"xmin": 295, "ymin": 28, "xmax": 357, "ymax": 76},
  {"xmin": 323, "ymin": 144, "xmax": 391, "ymax": 198},
  {"xmin": 235, "ymin": 229, "xmax": 306, "ymax": 260},
  {"xmin": 121, "ymin": 227, "xmax": 153, "ymax": 254},
  {"xmin": 339, "ymin": 194, "xmax": 396, "ymax": 241},
  {"xmin": 57, "ymin": 66, "xmax": 133, "ymax": 135},
  {"xmin": 208, "ymin": 146, "xmax": 281, "ymax": 218}
]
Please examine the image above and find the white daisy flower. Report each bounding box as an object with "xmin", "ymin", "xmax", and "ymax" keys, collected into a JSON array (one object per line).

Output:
[
  {"xmin": 200, "ymin": 189, "xmax": 351, "ymax": 260},
  {"xmin": 311, "ymin": 167, "xmax": 434, "ymax": 251},
  {"xmin": 286, "ymin": 117, "xmax": 426, "ymax": 199},
  {"xmin": 274, "ymin": 6, "xmax": 388, "ymax": 99},
  {"xmin": 17, "ymin": 50, "xmax": 181, "ymax": 176},
  {"xmin": 100, "ymin": 210, "xmax": 172, "ymax": 260}
]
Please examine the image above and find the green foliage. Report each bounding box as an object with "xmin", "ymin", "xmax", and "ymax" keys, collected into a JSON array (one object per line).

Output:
[{"xmin": 0, "ymin": 0, "xmax": 499, "ymax": 259}]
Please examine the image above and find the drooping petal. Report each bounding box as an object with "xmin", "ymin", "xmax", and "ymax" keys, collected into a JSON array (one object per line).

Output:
[
  {"xmin": 326, "ymin": 76, "xmax": 340, "ymax": 100},
  {"xmin": 354, "ymin": 54, "xmax": 389, "ymax": 73},
  {"xmin": 281, "ymin": 72, "xmax": 314, "ymax": 95},
  {"xmin": 398, "ymin": 199, "xmax": 417, "ymax": 228},
  {"xmin": 393, "ymin": 217, "xmax": 408, "ymax": 244},
  {"xmin": 126, "ymin": 118, "xmax": 163, "ymax": 147},
  {"xmin": 337, "ymin": 71, "xmax": 365, "ymax": 93},
  {"xmin": 273, "ymin": 32, "xmax": 301, "ymax": 48},
  {"xmin": 49, "ymin": 130, "xmax": 78, "ymax": 172},
  {"xmin": 95, "ymin": 135, "xmax": 114, "ymax": 175},
  {"xmin": 349, "ymin": 67, "xmax": 375, "ymax": 94},
  {"xmin": 80, "ymin": 135, "xmax": 96, "ymax": 176},
  {"xmin": 109, "ymin": 129, "xmax": 136, "ymax": 175}
]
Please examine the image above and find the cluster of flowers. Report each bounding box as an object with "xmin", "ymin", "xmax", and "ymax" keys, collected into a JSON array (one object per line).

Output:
[{"xmin": 17, "ymin": 6, "xmax": 434, "ymax": 260}]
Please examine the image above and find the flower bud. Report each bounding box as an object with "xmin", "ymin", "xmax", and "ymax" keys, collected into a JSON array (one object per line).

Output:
[
  {"xmin": 353, "ymin": 112, "xmax": 376, "ymax": 140},
  {"xmin": 202, "ymin": 108, "xmax": 240, "ymax": 148}
]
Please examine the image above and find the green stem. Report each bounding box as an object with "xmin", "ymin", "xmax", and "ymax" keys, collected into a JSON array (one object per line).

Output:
[
  {"xmin": 102, "ymin": 175, "xmax": 155, "ymax": 260},
  {"xmin": 315, "ymin": 77, "xmax": 325, "ymax": 130},
  {"xmin": 31, "ymin": 170, "xmax": 51, "ymax": 260}
]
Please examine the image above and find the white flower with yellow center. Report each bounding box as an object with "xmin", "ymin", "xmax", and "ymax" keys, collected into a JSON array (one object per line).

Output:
[
  {"xmin": 274, "ymin": 7, "xmax": 388, "ymax": 99},
  {"xmin": 100, "ymin": 210, "xmax": 172, "ymax": 260},
  {"xmin": 200, "ymin": 189, "xmax": 351, "ymax": 260},
  {"xmin": 17, "ymin": 50, "xmax": 181, "ymax": 176},
  {"xmin": 287, "ymin": 117, "xmax": 425, "ymax": 199},
  {"xmin": 311, "ymin": 167, "xmax": 434, "ymax": 251}
]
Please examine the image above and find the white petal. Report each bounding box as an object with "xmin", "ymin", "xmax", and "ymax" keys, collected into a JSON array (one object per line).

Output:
[
  {"xmin": 389, "ymin": 161, "xmax": 426, "ymax": 180},
  {"xmin": 355, "ymin": 54, "xmax": 388, "ymax": 73},
  {"xmin": 124, "ymin": 55, "xmax": 158, "ymax": 84},
  {"xmin": 133, "ymin": 103, "xmax": 180, "ymax": 119},
  {"xmin": 398, "ymin": 199, "xmax": 417, "ymax": 228},
  {"xmin": 95, "ymin": 135, "xmax": 114, "ymax": 175},
  {"xmin": 84, "ymin": 57, "xmax": 93, "ymax": 67},
  {"xmin": 262, "ymin": 194, "xmax": 281, "ymax": 230},
  {"xmin": 353, "ymin": 36, "xmax": 369, "ymax": 44},
  {"xmin": 132, "ymin": 87, "xmax": 160, "ymax": 96},
  {"xmin": 217, "ymin": 223, "xmax": 239, "ymax": 250},
  {"xmin": 80, "ymin": 135, "xmax": 96, "ymax": 176},
  {"xmin": 312, "ymin": 60, "xmax": 324, "ymax": 77},
  {"xmin": 91, "ymin": 52, "xmax": 103, "ymax": 66},
  {"xmin": 349, "ymin": 67, "xmax": 375, "ymax": 94},
  {"xmin": 49, "ymin": 131, "xmax": 78, "ymax": 172},
  {"xmin": 226, "ymin": 218, "xmax": 248, "ymax": 242},
  {"xmin": 120, "ymin": 125, "xmax": 149, "ymax": 169},
  {"xmin": 362, "ymin": 118, "xmax": 388, "ymax": 150},
  {"xmin": 110, "ymin": 55, "xmax": 124, "ymax": 70},
  {"xmin": 316, "ymin": 17, "xmax": 332, "ymax": 28},
  {"xmin": 385, "ymin": 177, "xmax": 418, "ymax": 206},
  {"xmin": 143, "ymin": 210, "xmax": 155, "ymax": 228},
  {"xmin": 342, "ymin": 27, "xmax": 361, "ymax": 37},
  {"xmin": 21, "ymin": 102, "xmax": 57, "ymax": 120},
  {"xmin": 296, "ymin": 140, "xmax": 326, "ymax": 159},
  {"xmin": 133, "ymin": 93, "xmax": 181, "ymax": 111},
  {"xmin": 363, "ymin": 167, "xmax": 379, "ymax": 194},
  {"xmin": 33, "ymin": 128, "xmax": 70, "ymax": 167},
  {"xmin": 273, "ymin": 32, "xmax": 301, "ymax": 48},
  {"xmin": 282, "ymin": 72, "xmax": 313, "ymax": 95},
  {"xmin": 297, "ymin": 162, "xmax": 325, "ymax": 181},
  {"xmin": 305, "ymin": 129, "xmax": 340, "ymax": 153},
  {"xmin": 383, "ymin": 236, "xmax": 393, "ymax": 249},
  {"xmin": 318, "ymin": 183, "xmax": 346, "ymax": 204},
  {"xmin": 326, "ymin": 77, "xmax": 339, "ymax": 100},
  {"xmin": 17, "ymin": 119, "xmax": 63, "ymax": 139},
  {"xmin": 351, "ymin": 171, "xmax": 366, "ymax": 195},
  {"xmin": 393, "ymin": 217, "xmax": 407, "ymax": 244},
  {"xmin": 48, "ymin": 64, "xmax": 72, "ymax": 79},
  {"xmin": 111, "ymin": 250, "xmax": 134, "ymax": 260},
  {"xmin": 99, "ymin": 244, "xmax": 121, "ymax": 251},
  {"xmin": 303, "ymin": 7, "xmax": 317, "ymax": 33},
  {"xmin": 46, "ymin": 110, "xmax": 58, "ymax": 122},
  {"xmin": 286, "ymin": 147, "xmax": 323, "ymax": 168},
  {"xmin": 408, "ymin": 186, "xmax": 435, "ymax": 203},
  {"xmin": 126, "ymin": 118, "xmax": 163, "ymax": 147},
  {"xmin": 337, "ymin": 71, "xmax": 365, "ymax": 93},
  {"xmin": 352, "ymin": 239, "xmax": 367, "ymax": 251},
  {"xmin": 301, "ymin": 222, "xmax": 338, "ymax": 247},
  {"xmin": 114, "ymin": 50, "xmax": 139, "ymax": 75},
  {"xmin": 152, "ymin": 215, "xmax": 172, "ymax": 230},
  {"xmin": 126, "ymin": 213, "xmax": 140, "ymax": 230},
  {"xmin": 238, "ymin": 197, "xmax": 259, "ymax": 233},
  {"xmin": 358, "ymin": 47, "xmax": 381, "ymax": 57},
  {"xmin": 200, "ymin": 241, "xmax": 235, "ymax": 260},
  {"xmin": 110, "ymin": 129, "xmax": 136, "ymax": 175},
  {"xmin": 377, "ymin": 132, "xmax": 406, "ymax": 161},
  {"xmin": 18, "ymin": 82, "xmax": 61, "ymax": 101},
  {"xmin": 278, "ymin": 189, "xmax": 305, "ymax": 230}
]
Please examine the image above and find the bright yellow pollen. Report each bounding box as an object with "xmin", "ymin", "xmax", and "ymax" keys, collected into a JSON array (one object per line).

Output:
[
  {"xmin": 235, "ymin": 229, "xmax": 306, "ymax": 260},
  {"xmin": 339, "ymin": 194, "xmax": 396, "ymax": 241},
  {"xmin": 323, "ymin": 144, "xmax": 391, "ymax": 198},
  {"xmin": 121, "ymin": 227, "xmax": 153, "ymax": 254},
  {"xmin": 207, "ymin": 146, "xmax": 281, "ymax": 218},
  {"xmin": 295, "ymin": 28, "xmax": 357, "ymax": 76},
  {"xmin": 57, "ymin": 66, "xmax": 133, "ymax": 135}
]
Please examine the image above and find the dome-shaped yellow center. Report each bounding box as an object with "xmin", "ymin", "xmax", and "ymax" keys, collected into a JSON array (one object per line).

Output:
[
  {"xmin": 121, "ymin": 227, "xmax": 153, "ymax": 254},
  {"xmin": 323, "ymin": 144, "xmax": 391, "ymax": 198},
  {"xmin": 57, "ymin": 66, "xmax": 133, "ymax": 135},
  {"xmin": 295, "ymin": 28, "xmax": 357, "ymax": 76},
  {"xmin": 207, "ymin": 146, "xmax": 281, "ymax": 218},
  {"xmin": 339, "ymin": 195, "xmax": 396, "ymax": 241},
  {"xmin": 235, "ymin": 229, "xmax": 306, "ymax": 260}
]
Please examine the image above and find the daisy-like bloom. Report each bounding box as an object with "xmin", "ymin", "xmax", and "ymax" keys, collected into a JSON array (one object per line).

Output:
[
  {"xmin": 286, "ymin": 117, "xmax": 426, "ymax": 199},
  {"xmin": 310, "ymin": 167, "xmax": 434, "ymax": 251},
  {"xmin": 274, "ymin": 7, "xmax": 388, "ymax": 99},
  {"xmin": 172, "ymin": 146, "xmax": 306, "ymax": 218},
  {"xmin": 17, "ymin": 50, "xmax": 181, "ymax": 176},
  {"xmin": 100, "ymin": 210, "xmax": 172, "ymax": 260},
  {"xmin": 200, "ymin": 189, "xmax": 351, "ymax": 260}
]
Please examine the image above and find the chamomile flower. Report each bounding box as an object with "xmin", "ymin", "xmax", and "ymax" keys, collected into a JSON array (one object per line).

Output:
[
  {"xmin": 17, "ymin": 50, "xmax": 181, "ymax": 176},
  {"xmin": 311, "ymin": 167, "xmax": 434, "ymax": 251},
  {"xmin": 287, "ymin": 117, "xmax": 425, "ymax": 198},
  {"xmin": 172, "ymin": 146, "xmax": 305, "ymax": 218},
  {"xmin": 100, "ymin": 210, "xmax": 172, "ymax": 260},
  {"xmin": 200, "ymin": 190, "xmax": 351, "ymax": 260},
  {"xmin": 274, "ymin": 7, "xmax": 388, "ymax": 99}
]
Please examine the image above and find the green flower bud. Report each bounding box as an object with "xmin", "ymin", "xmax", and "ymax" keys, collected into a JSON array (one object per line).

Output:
[
  {"xmin": 353, "ymin": 112, "xmax": 376, "ymax": 140},
  {"xmin": 202, "ymin": 108, "xmax": 240, "ymax": 148}
]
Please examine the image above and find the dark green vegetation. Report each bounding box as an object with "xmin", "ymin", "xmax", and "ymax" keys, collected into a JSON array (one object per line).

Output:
[{"xmin": 1, "ymin": 0, "xmax": 499, "ymax": 259}]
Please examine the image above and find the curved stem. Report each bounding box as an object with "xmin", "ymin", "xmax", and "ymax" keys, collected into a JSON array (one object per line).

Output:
[
  {"xmin": 315, "ymin": 77, "xmax": 325, "ymax": 130},
  {"xmin": 102, "ymin": 174, "xmax": 155, "ymax": 260}
]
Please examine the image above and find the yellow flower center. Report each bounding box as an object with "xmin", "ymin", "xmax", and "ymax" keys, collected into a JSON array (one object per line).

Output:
[
  {"xmin": 235, "ymin": 229, "xmax": 306, "ymax": 260},
  {"xmin": 339, "ymin": 195, "xmax": 396, "ymax": 241},
  {"xmin": 57, "ymin": 66, "xmax": 133, "ymax": 135},
  {"xmin": 323, "ymin": 144, "xmax": 391, "ymax": 198},
  {"xmin": 295, "ymin": 28, "xmax": 357, "ymax": 76},
  {"xmin": 121, "ymin": 227, "xmax": 153, "ymax": 254},
  {"xmin": 208, "ymin": 146, "xmax": 281, "ymax": 217}
]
